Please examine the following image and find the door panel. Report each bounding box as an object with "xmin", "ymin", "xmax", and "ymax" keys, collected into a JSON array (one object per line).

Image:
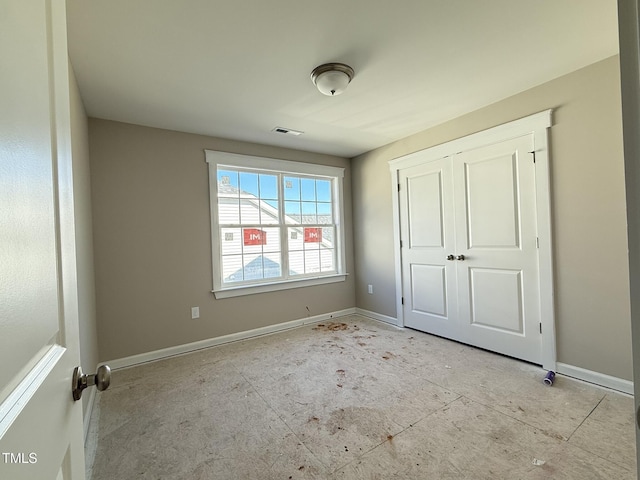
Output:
[
  {"xmin": 411, "ymin": 264, "xmax": 447, "ymax": 317},
  {"xmin": 469, "ymin": 268, "xmax": 524, "ymax": 334},
  {"xmin": 0, "ymin": 1, "xmax": 85, "ymax": 478},
  {"xmin": 407, "ymin": 171, "xmax": 444, "ymax": 248},
  {"xmin": 464, "ymin": 153, "xmax": 520, "ymax": 249}
]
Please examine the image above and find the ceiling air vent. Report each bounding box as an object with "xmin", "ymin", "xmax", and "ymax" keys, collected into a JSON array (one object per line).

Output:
[{"xmin": 271, "ymin": 127, "xmax": 303, "ymax": 136}]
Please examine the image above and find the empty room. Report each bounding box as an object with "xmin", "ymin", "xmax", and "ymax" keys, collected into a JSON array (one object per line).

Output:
[{"xmin": 2, "ymin": 1, "xmax": 640, "ymax": 479}]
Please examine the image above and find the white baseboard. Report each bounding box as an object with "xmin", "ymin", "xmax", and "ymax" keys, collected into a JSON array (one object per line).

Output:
[
  {"xmin": 556, "ymin": 362, "xmax": 634, "ymax": 395},
  {"xmin": 105, "ymin": 308, "xmax": 357, "ymax": 370},
  {"xmin": 355, "ymin": 308, "xmax": 400, "ymax": 327},
  {"xmin": 83, "ymin": 387, "xmax": 96, "ymax": 445}
]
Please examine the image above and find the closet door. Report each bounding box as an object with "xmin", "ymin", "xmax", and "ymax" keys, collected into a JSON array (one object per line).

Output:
[
  {"xmin": 399, "ymin": 158, "xmax": 458, "ymax": 339},
  {"xmin": 398, "ymin": 134, "xmax": 542, "ymax": 365},
  {"xmin": 453, "ymin": 134, "xmax": 541, "ymax": 364}
]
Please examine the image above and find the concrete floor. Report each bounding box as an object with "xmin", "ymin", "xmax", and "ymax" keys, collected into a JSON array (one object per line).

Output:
[{"xmin": 86, "ymin": 315, "xmax": 636, "ymax": 479}]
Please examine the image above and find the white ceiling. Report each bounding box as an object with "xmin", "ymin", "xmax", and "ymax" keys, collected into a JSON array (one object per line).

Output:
[{"xmin": 66, "ymin": 0, "xmax": 619, "ymax": 158}]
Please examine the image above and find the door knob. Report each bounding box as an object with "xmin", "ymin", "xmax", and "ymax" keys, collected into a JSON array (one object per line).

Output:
[
  {"xmin": 456, "ymin": 254, "xmax": 466, "ymax": 261},
  {"xmin": 446, "ymin": 254, "xmax": 455, "ymax": 261},
  {"xmin": 72, "ymin": 365, "xmax": 111, "ymax": 401}
]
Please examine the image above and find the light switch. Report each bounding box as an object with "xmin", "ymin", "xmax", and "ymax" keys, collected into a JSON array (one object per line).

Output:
[{"xmin": 191, "ymin": 307, "xmax": 200, "ymax": 319}]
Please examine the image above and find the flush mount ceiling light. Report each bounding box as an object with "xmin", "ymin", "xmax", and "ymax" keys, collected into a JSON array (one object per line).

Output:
[
  {"xmin": 310, "ymin": 63, "xmax": 354, "ymax": 96},
  {"xmin": 271, "ymin": 126, "xmax": 304, "ymax": 136}
]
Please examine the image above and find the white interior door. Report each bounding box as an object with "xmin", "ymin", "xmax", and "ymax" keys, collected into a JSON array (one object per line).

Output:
[
  {"xmin": 400, "ymin": 158, "xmax": 458, "ymax": 338},
  {"xmin": 0, "ymin": 1, "xmax": 85, "ymax": 479},
  {"xmin": 453, "ymin": 135, "xmax": 541, "ymax": 364},
  {"xmin": 399, "ymin": 134, "xmax": 543, "ymax": 365}
]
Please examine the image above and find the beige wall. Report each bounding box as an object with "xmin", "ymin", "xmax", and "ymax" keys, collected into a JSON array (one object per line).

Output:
[
  {"xmin": 69, "ymin": 63, "xmax": 100, "ymax": 416},
  {"xmin": 89, "ymin": 120, "xmax": 355, "ymax": 361},
  {"xmin": 352, "ymin": 55, "xmax": 633, "ymax": 380}
]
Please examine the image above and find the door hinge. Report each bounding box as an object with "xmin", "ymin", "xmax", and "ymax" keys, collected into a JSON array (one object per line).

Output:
[
  {"xmin": 400, "ymin": 240, "xmax": 403, "ymax": 248},
  {"xmin": 529, "ymin": 150, "xmax": 536, "ymax": 163},
  {"xmin": 539, "ymin": 322, "xmax": 542, "ymax": 334},
  {"xmin": 401, "ymin": 297, "xmax": 404, "ymax": 305},
  {"xmin": 397, "ymin": 183, "xmax": 401, "ymax": 192},
  {"xmin": 536, "ymin": 237, "xmax": 539, "ymax": 248}
]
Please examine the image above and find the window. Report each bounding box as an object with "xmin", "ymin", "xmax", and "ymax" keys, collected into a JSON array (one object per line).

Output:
[{"xmin": 206, "ymin": 150, "xmax": 346, "ymax": 298}]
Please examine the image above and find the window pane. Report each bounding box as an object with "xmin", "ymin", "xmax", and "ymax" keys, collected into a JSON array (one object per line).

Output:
[
  {"xmin": 304, "ymin": 250, "xmax": 320, "ymax": 274},
  {"xmin": 301, "ymin": 178, "xmax": 316, "ymax": 201},
  {"xmin": 218, "ymin": 198, "xmax": 240, "ymax": 224},
  {"xmin": 263, "ymin": 252, "xmax": 282, "ymax": 279},
  {"xmin": 222, "ymin": 255, "xmax": 244, "ymax": 283},
  {"xmin": 289, "ymin": 250, "xmax": 304, "ymax": 275},
  {"xmin": 218, "ymin": 170, "xmax": 239, "ymax": 195},
  {"xmin": 301, "ymin": 202, "xmax": 317, "ymax": 224},
  {"xmin": 317, "ymin": 202, "xmax": 332, "ymax": 224},
  {"xmin": 240, "ymin": 199, "xmax": 260, "ymax": 224},
  {"xmin": 322, "ymin": 227, "xmax": 335, "ymax": 248},
  {"xmin": 259, "ymin": 200, "xmax": 279, "ymax": 224},
  {"xmin": 239, "ymin": 172, "xmax": 259, "ymax": 197},
  {"xmin": 259, "ymin": 174, "xmax": 278, "ymax": 200},
  {"xmin": 303, "ymin": 227, "xmax": 321, "ymax": 250},
  {"xmin": 241, "ymin": 228, "xmax": 266, "ymax": 256},
  {"xmin": 243, "ymin": 254, "xmax": 263, "ymax": 281},
  {"xmin": 221, "ymin": 228, "xmax": 242, "ymax": 255},
  {"xmin": 321, "ymin": 248, "xmax": 335, "ymax": 272},
  {"xmin": 284, "ymin": 176, "xmax": 300, "ymax": 200},
  {"xmin": 288, "ymin": 227, "xmax": 303, "ymax": 251},
  {"xmin": 262, "ymin": 227, "xmax": 280, "ymax": 253},
  {"xmin": 284, "ymin": 201, "xmax": 301, "ymax": 223},
  {"xmin": 316, "ymin": 180, "xmax": 331, "ymax": 202}
]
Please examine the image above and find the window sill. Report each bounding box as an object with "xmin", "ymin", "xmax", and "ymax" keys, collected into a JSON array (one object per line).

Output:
[{"xmin": 212, "ymin": 274, "xmax": 347, "ymax": 299}]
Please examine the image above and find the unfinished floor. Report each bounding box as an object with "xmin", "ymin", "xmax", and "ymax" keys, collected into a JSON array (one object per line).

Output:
[{"xmin": 86, "ymin": 315, "xmax": 636, "ymax": 479}]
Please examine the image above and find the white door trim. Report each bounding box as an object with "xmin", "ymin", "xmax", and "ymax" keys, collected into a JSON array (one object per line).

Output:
[
  {"xmin": 618, "ymin": 0, "xmax": 640, "ymax": 473},
  {"xmin": 389, "ymin": 110, "xmax": 556, "ymax": 370}
]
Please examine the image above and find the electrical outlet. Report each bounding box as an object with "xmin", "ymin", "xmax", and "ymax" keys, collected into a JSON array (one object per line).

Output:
[
  {"xmin": 367, "ymin": 284, "xmax": 373, "ymax": 294},
  {"xmin": 191, "ymin": 306, "xmax": 200, "ymax": 319}
]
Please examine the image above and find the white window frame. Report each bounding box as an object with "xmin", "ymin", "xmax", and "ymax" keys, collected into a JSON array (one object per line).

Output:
[{"xmin": 205, "ymin": 150, "xmax": 347, "ymax": 299}]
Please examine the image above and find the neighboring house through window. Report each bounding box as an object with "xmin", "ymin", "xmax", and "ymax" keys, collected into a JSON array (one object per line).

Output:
[{"xmin": 205, "ymin": 150, "xmax": 347, "ymax": 298}]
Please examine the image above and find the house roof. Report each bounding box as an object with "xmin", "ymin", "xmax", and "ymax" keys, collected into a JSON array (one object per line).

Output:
[{"xmin": 225, "ymin": 255, "xmax": 284, "ymax": 282}]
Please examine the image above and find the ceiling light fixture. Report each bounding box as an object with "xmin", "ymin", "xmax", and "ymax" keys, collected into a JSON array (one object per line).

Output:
[
  {"xmin": 310, "ymin": 63, "xmax": 354, "ymax": 96},
  {"xmin": 271, "ymin": 126, "xmax": 303, "ymax": 136}
]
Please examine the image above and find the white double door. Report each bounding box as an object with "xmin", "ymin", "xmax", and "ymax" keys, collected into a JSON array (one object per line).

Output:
[{"xmin": 400, "ymin": 134, "xmax": 542, "ymax": 364}]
